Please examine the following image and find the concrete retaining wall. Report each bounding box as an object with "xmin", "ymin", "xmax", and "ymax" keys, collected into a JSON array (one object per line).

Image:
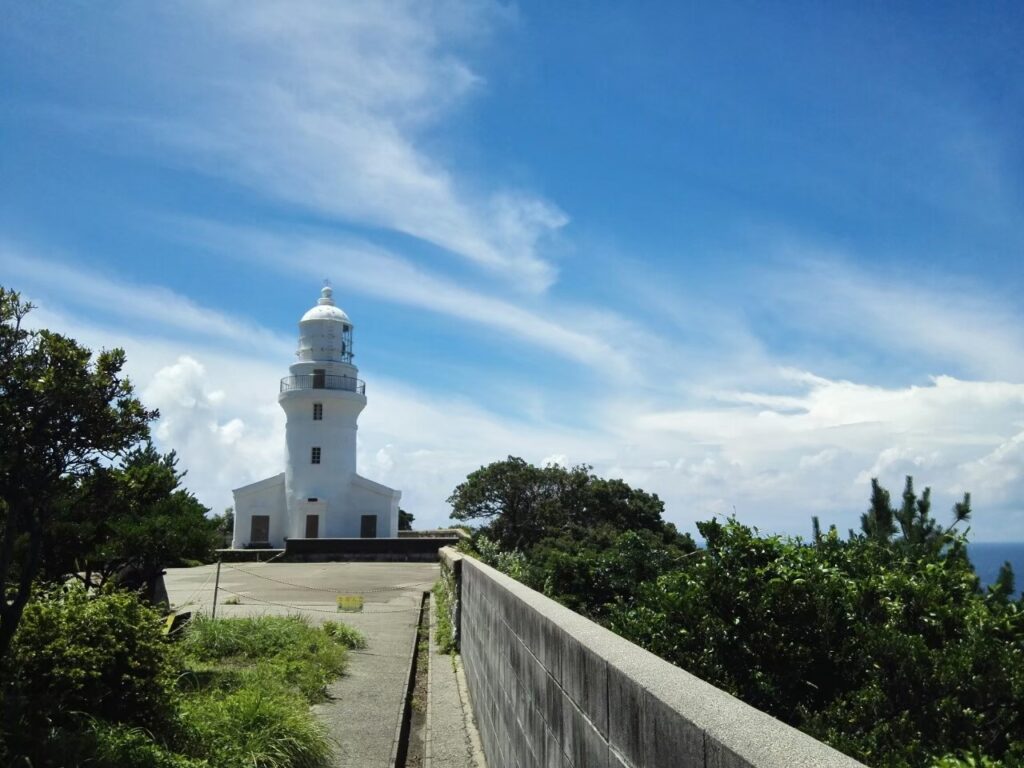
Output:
[
  {"xmin": 442, "ymin": 547, "xmax": 864, "ymax": 768},
  {"xmin": 284, "ymin": 536, "xmax": 456, "ymax": 561}
]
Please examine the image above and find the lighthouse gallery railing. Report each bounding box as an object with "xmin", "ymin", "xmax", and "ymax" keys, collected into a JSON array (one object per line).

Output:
[{"xmin": 279, "ymin": 374, "xmax": 366, "ymax": 395}]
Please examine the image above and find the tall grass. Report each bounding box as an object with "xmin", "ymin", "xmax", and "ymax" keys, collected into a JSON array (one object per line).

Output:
[
  {"xmin": 180, "ymin": 614, "xmax": 363, "ymax": 702},
  {"xmin": 181, "ymin": 684, "xmax": 331, "ymax": 768}
]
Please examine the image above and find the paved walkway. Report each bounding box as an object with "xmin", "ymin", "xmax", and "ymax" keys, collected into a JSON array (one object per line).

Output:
[
  {"xmin": 164, "ymin": 561, "xmax": 437, "ymax": 767},
  {"xmin": 427, "ymin": 594, "xmax": 484, "ymax": 768}
]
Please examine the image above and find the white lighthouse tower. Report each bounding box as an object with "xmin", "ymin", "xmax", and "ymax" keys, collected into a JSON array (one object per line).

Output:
[{"xmin": 230, "ymin": 286, "xmax": 401, "ymax": 548}]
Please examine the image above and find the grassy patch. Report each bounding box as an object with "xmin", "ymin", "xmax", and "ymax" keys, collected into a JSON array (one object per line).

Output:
[
  {"xmin": 180, "ymin": 682, "xmax": 331, "ymax": 768},
  {"xmin": 321, "ymin": 620, "xmax": 367, "ymax": 650},
  {"xmin": 179, "ymin": 614, "xmax": 361, "ymax": 703},
  {"xmin": 171, "ymin": 614, "xmax": 365, "ymax": 767},
  {"xmin": 433, "ymin": 580, "xmax": 455, "ymax": 654},
  {"xmin": 335, "ymin": 594, "xmax": 364, "ymax": 612}
]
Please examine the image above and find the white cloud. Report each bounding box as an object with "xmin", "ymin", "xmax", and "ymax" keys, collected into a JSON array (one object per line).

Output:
[
  {"xmin": 14, "ymin": 256, "xmax": 1024, "ymax": 540},
  {"xmin": 36, "ymin": 0, "xmax": 564, "ymax": 290},
  {"xmin": 179, "ymin": 222, "xmax": 638, "ymax": 374},
  {"xmin": 762, "ymin": 254, "xmax": 1024, "ymax": 381},
  {"xmin": 0, "ymin": 244, "xmax": 292, "ymax": 357}
]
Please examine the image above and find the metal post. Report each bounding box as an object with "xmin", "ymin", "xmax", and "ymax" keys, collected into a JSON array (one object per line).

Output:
[{"xmin": 211, "ymin": 558, "xmax": 222, "ymax": 619}]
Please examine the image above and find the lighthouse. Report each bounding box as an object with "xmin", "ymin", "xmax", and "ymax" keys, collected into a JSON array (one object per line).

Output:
[{"xmin": 231, "ymin": 286, "xmax": 401, "ymax": 548}]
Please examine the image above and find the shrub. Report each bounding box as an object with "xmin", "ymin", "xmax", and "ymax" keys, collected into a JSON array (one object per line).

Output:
[{"xmin": 5, "ymin": 585, "xmax": 175, "ymax": 734}]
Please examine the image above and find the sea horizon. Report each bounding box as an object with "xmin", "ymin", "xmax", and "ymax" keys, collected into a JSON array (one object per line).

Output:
[{"xmin": 967, "ymin": 541, "xmax": 1024, "ymax": 589}]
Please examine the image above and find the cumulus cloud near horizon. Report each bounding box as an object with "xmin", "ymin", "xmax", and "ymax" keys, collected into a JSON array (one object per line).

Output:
[
  {"xmin": 12, "ymin": 263, "xmax": 1024, "ymax": 542},
  {"xmin": 106, "ymin": 340, "xmax": 1024, "ymax": 542}
]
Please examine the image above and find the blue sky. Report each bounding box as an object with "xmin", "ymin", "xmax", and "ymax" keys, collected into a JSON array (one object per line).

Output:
[{"xmin": 2, "ymin": 2, "xmax": 1023, "ymax": 539}]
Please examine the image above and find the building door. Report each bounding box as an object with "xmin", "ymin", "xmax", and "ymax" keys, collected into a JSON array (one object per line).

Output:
[
  {"xmin": 305, "ymin": 514, "xmax": 319, "ymax": 538},
  {"xmin": 360, "ymin": 515, "xmax": 377, "ymax": 539},
  {"xmin": 250, "ymin": 515, "xmax": 270, "ymax": 544},
  {"xmin": 312, "ymin": 368, "xmax": 326, "ymax": 389}
]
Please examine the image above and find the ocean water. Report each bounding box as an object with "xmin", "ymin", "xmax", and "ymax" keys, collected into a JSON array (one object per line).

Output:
[{"xmin": 968, "ymin": 542, "xmax": 1024, "ymax": 590}]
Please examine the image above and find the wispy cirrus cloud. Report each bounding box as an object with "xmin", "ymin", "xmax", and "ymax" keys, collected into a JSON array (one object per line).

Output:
[
  {"xmin": 0, "ymin": 243, "xmax": 293, "ymax": 357},
  {"xmin": 176, "ymin": 221, "xmax": 648, "ymax": 375},
  {"xmin": 758, "ymin": 250, "xmax": 1024, "ymax": 381},
  {"xmin": 28, "ymin": 0, "xmax": 565, "ymax": 291}
]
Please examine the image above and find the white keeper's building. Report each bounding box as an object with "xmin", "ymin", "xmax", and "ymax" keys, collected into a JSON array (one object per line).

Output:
[{"xmin": 231, "ymin": 286, "xmax": 401, "ymax": 548}]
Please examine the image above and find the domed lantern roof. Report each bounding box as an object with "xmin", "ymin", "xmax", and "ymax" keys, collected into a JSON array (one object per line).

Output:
[{"xmin": 301, "ymin": 285, "xmax": 351, "ymax": 324}]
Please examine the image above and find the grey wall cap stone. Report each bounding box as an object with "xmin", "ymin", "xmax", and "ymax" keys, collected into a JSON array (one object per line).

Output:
[
  {"xmin": 440, "ymin": 546, "xmax": 464, "ymax": 570},
  {"xmin": 460, "ymin": 555, "xmax": 866, "ymax": 768}
]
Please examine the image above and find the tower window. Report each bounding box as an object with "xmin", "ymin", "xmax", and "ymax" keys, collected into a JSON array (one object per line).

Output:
[
  {"xmin": 313, "ymin": 403, "xmax": 323, "ymax": 420},
  {"xmin": 311, "ymin": 447, "xmax": 321, "ymax": 464}
]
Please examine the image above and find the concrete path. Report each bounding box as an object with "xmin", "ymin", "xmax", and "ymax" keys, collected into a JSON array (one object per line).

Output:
[
  {"xmin": 426, "ymin": 594, "xmax": 485, "ymax": 768},
  {"xmin": 164, "ymin": 561, "xmax": 438, "ymax": 767}
]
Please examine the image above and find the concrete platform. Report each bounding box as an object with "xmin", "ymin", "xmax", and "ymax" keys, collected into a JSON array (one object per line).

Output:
[{"xmin": 164, "ymin": 561, "xmax": 438, "ymax": 767}]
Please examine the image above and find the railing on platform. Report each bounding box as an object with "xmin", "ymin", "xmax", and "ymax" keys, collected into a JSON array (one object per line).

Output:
[{"xmin": 279, "ymin": 373, "xmax": 366, "ymax": 395}]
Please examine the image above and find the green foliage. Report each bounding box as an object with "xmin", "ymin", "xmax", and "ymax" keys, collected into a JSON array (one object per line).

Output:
[
  {"xmin": 448, "ymin": 456, "xmax": 684, "ymax": 552},
  {"xmin": 0, "ymin": 286, "xmax": 153, "ymax": 657},
  {"xmin": 4, "ymin": 585, "xmax": 175, "ymax": 735},
  {"xmin": 320, "ymin": 620, "xmax": 367, "ymax": 650},
  {"xmin": 1, "ymin": 587, "xmax": 357, "ymax": 768},
  {"xmin": 180, "ymin": 615, "xmax": 351, "ymax": 702},
  {"xmin": 433, "ymin": 579, "xmax": 455, "ymax": 654},
  {"xmin": 609, "ymin": 515, "xmax": 1024, "ymax": 765},
  {"xmin": 464, "ymin": 470, "xmax": 1024, "ymax": 767},
  {"xmin": 524, "ymin": 526, "xmax": 696, "ymax": 620},
  {"xmin": 175, "ymin": 615, "xmax": 354, "ymax": 767},
  {"xmin": 180, "ymin": 683, "xmax": 331, "ymax": 768},
  {"xmin": 472, "ymin": 534, "xmax": 528, "ymax": 579},
  {"xmin": 43, "ymin": 442, "xmax": 220, "ymax": 594},
  {"xmin": 89, "ymin": 721, "xmax": 206, "ymax": 768},
  {"xmin": 1, "ymin": 585, "xmax": 177, "ymax": 765},
  {"xmin": 399, "ymin": 508, "xmax": 414, "ymax": 531},
  {"xmin": 860, "ymin": 476, "xmax": 971, "ymax": 551}
]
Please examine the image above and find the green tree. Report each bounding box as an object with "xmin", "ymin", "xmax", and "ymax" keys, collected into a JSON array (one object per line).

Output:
[
  {"xmin": 210, "ymin": 506, "xmax": 234, "ymax": 547},
  {"xmin": 43, "ymin": 444, "xmax": 218, "ymax": 596},
  {"xmin": 0, "ymin": 288, "xmax": 152, "ymax": 659},
  {"xmin": 860, "ymin": 475, "xmax": 971, "ymax": 550},
  {"xmin": 399, "ymin": 508, "xmax": 414, "ymax": 531},
  {"xmin": 448, "ymin": 456, "xmax": 677, "ymax": 551}
]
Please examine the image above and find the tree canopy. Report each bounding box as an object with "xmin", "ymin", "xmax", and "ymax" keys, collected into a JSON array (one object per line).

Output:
[
  {"xmin": 0, "ymin": 288, "xmax": 153, "ymax": 658},
  {"xmin": 458, "ymin": 468, "xmax": 1024, "ymax": 767},
  {"xmin": 1, "ymin": 286, "xmax": 219, "ymax": 659},
  {"xmin": 448, "ymin": 456, "xmax": 688, "ymax": 552}
]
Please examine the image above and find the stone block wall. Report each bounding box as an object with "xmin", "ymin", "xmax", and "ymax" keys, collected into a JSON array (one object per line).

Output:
[{"xmin": 444, "ymin": 548, "xmax": 865, "ymax": 768}]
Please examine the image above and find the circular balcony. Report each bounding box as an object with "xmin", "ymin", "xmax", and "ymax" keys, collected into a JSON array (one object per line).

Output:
[{"xmin": 279, "ymin": 373, "xmax": 366, "ymax": 395}]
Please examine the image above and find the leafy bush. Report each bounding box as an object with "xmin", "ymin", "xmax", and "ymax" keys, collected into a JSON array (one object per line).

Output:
[
  {"xmin": 4, "ymin": 584, "xmax": 175, "ymax": 739},
  {"xmin": 2, "ymin": 591, "xmax": 360, "ymax": 768},
  {"xmin": 607, "ymin": 520, "xmax": 1024, "ymax": 766}
]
